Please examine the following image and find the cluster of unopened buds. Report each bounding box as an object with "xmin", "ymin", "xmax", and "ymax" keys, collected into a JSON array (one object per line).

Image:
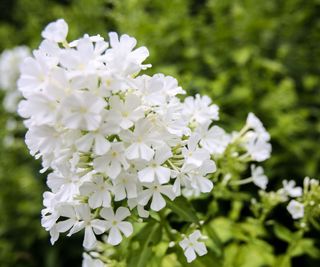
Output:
[{"xmin": 17, "ymin": 19, "xmax": 272, "ymax": 264}]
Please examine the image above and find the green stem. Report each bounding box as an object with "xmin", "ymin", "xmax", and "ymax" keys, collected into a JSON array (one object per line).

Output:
[{"xmin": 230, "ymin": 177, "xmax": 253, "ymax": 186}]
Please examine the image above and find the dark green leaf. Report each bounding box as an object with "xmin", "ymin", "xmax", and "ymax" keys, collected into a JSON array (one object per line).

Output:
[
  {"xmin": 128, "ymin": 220, "xmax": 162, "ymax": 267},
  {"xmin": 166, "ymin": 197, "xmax": 199, "ymax": 224}
]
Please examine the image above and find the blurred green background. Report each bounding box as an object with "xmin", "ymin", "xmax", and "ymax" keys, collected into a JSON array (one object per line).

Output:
[{"xmin": 0, "ymin": 0, "xmax": 319, "ymax": 266}]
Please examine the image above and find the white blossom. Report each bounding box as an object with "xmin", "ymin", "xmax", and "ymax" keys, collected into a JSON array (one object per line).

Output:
[
  {"xmin": 42, "ymin": 19, "xmax": 68, "ymax": 43},
  {"xmin": 82, "ymin": 253, "xmax": 105, "ymax": 267},
  {"xmin": 138, "ymin": 146, "xmax": 172, "ymax": 184},
  {"xmin": 251, "ymin": 165, "xmax": 268, "ymax": 190},
  {"xmin": 287, "ymin": 200, "xmax": 304, "ymax": 219},
  {"xmin": 18, "ymin": 19, "xmax": 272, "ymax": 253},
  {"xmin": 138, "ymin": 181, "xmax": 176, "ymax": 211},
  {"xmin": 80, "ymin": 176, "xmax": 112, "ymax": 209},
  {"xmin": 197, "ymin": 124, "xmax": 231, "ymax": 155},
  {"xmin": 100, "ymin": 207, "xmax": 133, "ymax": 245},
  {"xmin": 244, "ymin": 132, "xmax": 271, "ymax": 162},
  {"xmin": 57, "ymin": 204, "xmax": 107, "ymax": 249},
  {"xmin": 179, "ymin": 230, "xmax": 208, "ymax": 263},
  {"xmin": 281, "ymin": 180, "xmax": 303, "ymax": 198},
  {"xmin": 183, "ymin": 94, "xmax": 219, "ymax": 125},
  {"xmin": 0, "ymin": 46, "xmax": 30, "ymax": 112}
]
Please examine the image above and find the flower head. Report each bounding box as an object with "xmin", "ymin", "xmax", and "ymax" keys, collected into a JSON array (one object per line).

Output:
[{"xmin": 15, "ymin": 19, "xmax": 258, "ymax": 252}]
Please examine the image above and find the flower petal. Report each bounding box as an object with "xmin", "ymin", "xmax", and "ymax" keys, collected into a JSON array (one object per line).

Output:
[
  {"xmin": 100, "ymin": 207, "xmax": 114, "ymax": 220},
  {"xmin": 138, "ymin": 167, "xmax": 155, "ymax": 183},
  {"xmin": 83, "ymin": 226, "xmax": 97, "ymax": 249},
  {"xmin": 117, "ymin": 221, "xmax": 133, "ymax": 237},
  {"xmin": 150, "ymin": 191, "xmax": 166, "ymax": 211},
  {"xmin": 107, "ymin": 226, "xmax": 122, "ymax": 245},
  {"xmin": 115, "ymin": 207, "xmax": 130, "ymax": 221}
]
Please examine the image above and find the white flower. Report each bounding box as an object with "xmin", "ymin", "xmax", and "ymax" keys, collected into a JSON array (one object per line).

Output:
[
  {"xmin": 185, "ymin": 160, "xmax": 216, "ymax": 193},
  {"xmin": 251, "ymin": 165, "xmax": 268, "ymax": 190},
  {"xmin": 61, "ymin": 92, "xmax": 105, "ymax": 131},
  {"xmin": 80, "ymin": 176, "xmax": 112, "ymax": 209},
  {"xmin": 75, "ymin": 123, "xmax": 111, "ymax": 155},
  {"xmin": 182, "ymin": 133, "xmax": 210, "ymax": 168},
  {"xmin": 25, "ymin": 125, "xmax": 62, "ymax": 157},
  {"xmin": 120, "ymin": 119, "xmax": 155, "ymax": 161},
  {"xmin": 183, "ymin": 94, "xmax": 219, "ymax": 125},
  {"xmin": 197, "ymin": 124, "xmax": 231, "ymax": 155},
  {"xmin": 59, "ymin": 37, "xmax": 105, "ymax": 76},
  {"xmin": 42, "ymin": 19, "xmax": 68, "ymax": 43},
  {"xmin": 57, "ymin": 204, "xmax": 107, "ymax": 249},
  {"xmin": 18, "ymin": 53, "xmax": 51, "ymax": 97},
  {"xmin": 100, "ymin": 207, "xmax": 133, "ymax": 246},
  {"xmin": 18, "ymin": 92, "xmax": 59, "ymax": 125},
  {"xmin": 136, "ymin": 74, "xmax": 185, "ymax": 106},
  {"xmin": 244, "ymin": 132, "xmax": 271, "ymax": 162},
  {"xmin": 246, "ymin": 113, "xmax": 270, "ymax": 141},
  {"xmin": 287, "ymin": 200, "xmax": 304, "ymax": 219},
  {"xmin": 138, "ymin": 181, "xmax": 176, "ymax": 211},
  {"xmin": 0, "ymin": 46, "xmax": 30, "ymax": 112},
  {"xmin": 179, "ymin": 230, "xmax": 208, "ymax": 263},
  {"xmin": 112, "ymin": 172, "xmax": 138, "ymax": 201},
  {"xmin": 0, "ymin": 46, "xmax": 30, "ymax": 90},
  {"xmin": 46, "ymin": 166, "xmax": 81, "ymax": 202},
  {"xmin": 104, "ymin": 32, "xmax": 151, "ymax": 76},
  {"xmin": 19, "ymin": 20, "xmax": 266, "ymax": 252},
  {"xmin": 138, "ymin": 146, "xmax": 172, "ymax": 184},
  {"xmin": 281, "ymin": 180, "xmax": 303, "ymax": 198},
  {"xmin": 127, "ymin": 198, "xmax": 149, "ymax": 218},
  {"xmin": 108, "ymin": 94, "xmax": 144, "ymax": 129},
  {"xmin": 93, "ymin": 142, "xmax": 129, "ymax": 179},
  {"xmin": 82, "ymin": 253, "xmax": 105, "ymax": 267}
]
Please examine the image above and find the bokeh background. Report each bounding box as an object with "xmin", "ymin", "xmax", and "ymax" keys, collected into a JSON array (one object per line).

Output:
[{"xmin": 0, "ymin": 0, "xmax": 319, "ymax": 266}]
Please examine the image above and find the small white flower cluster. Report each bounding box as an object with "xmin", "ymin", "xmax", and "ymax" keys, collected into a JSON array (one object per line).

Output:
[
  {"xmin": 243, "ymin": 112, "xmax": 272, "ymax": 162},
  {"xmin": 17, "ymin": 19, "xmax": 226, "ymax": 250},
  {"xmin": 0, "ymin": 46, "xmax": 30, "ymax": 112},
  {"xmin": 228, "ymin": 113, "xmax": 271, "ymax": 190},
  {"xmin": 262, "ymin": 178, "xmax": 304, "ymax": 220},
  {"xmin": 280, "ymin": 179, "xmax": 304, "ymax": 220}
]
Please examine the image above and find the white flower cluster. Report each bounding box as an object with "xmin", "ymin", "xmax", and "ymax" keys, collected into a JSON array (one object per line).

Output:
[
  {"xmin": 18, "ymin": 19, "xmax": 225, "ymax": 250},
  {"xmin": 243, "ymin": 112, "xmax": 272, "ymax": 162},
  {"xmin": 281, "ymin": 179, "xmax": 304, "ymax": 219},
  {"xmin": 0, "ymin": 46, "xmax": 30, "ymax": 112}
]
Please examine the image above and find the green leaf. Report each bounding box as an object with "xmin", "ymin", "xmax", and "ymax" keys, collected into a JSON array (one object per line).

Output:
[
  {"xmin": 290, "ymin": 238, "xmax": 320, "ymax": 258},
  {"xmin": 166, "ymin": 196, "xmax": 199, "ymax": 224},
  {"xmin": 204, "ymin": 223, "xmax": 223, "ymax": 257},
  {"xmin": 273, "ymin": 223, "xmax": 294, "ymax": 243},
  {"xmin": 128, "ymin": 220, "xmax": 162, "ymax": 267}
]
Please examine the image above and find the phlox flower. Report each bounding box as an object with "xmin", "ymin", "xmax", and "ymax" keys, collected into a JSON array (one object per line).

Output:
[
  {"xmin": 100, "ymin": 207, "xmax": 133, "ymax": 246},
  {"xmin": 179, "ymin": 230, "xmax": 208, "ymax": 263},
  {"xmin": 251, "ymin": 165, "xmax": 268, "ymax": 190},
  {"xmin": 183, "ymin": 94, "xmax": 219, "ymax": 125},
  {"xmin": 281, "ymin": 180, "xmax": 303, "ymax": 198},
  {"xmin": 287, "ymin": 200, "xmax": 304, "ymax": 219},
  {"xmin": 138, "ymin": 181, "xmax": 176, "ymax": 211},
  {"xmin": 41, "ymin": 18, "xmax": 68, "ymax": 43},
  {"xmin": 138, "ymin": 146, "xmax": 172, "ymax": 184},
  {"xmin": 57, "ymin": 204, "xmax": 107, "ymax": 249}
]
